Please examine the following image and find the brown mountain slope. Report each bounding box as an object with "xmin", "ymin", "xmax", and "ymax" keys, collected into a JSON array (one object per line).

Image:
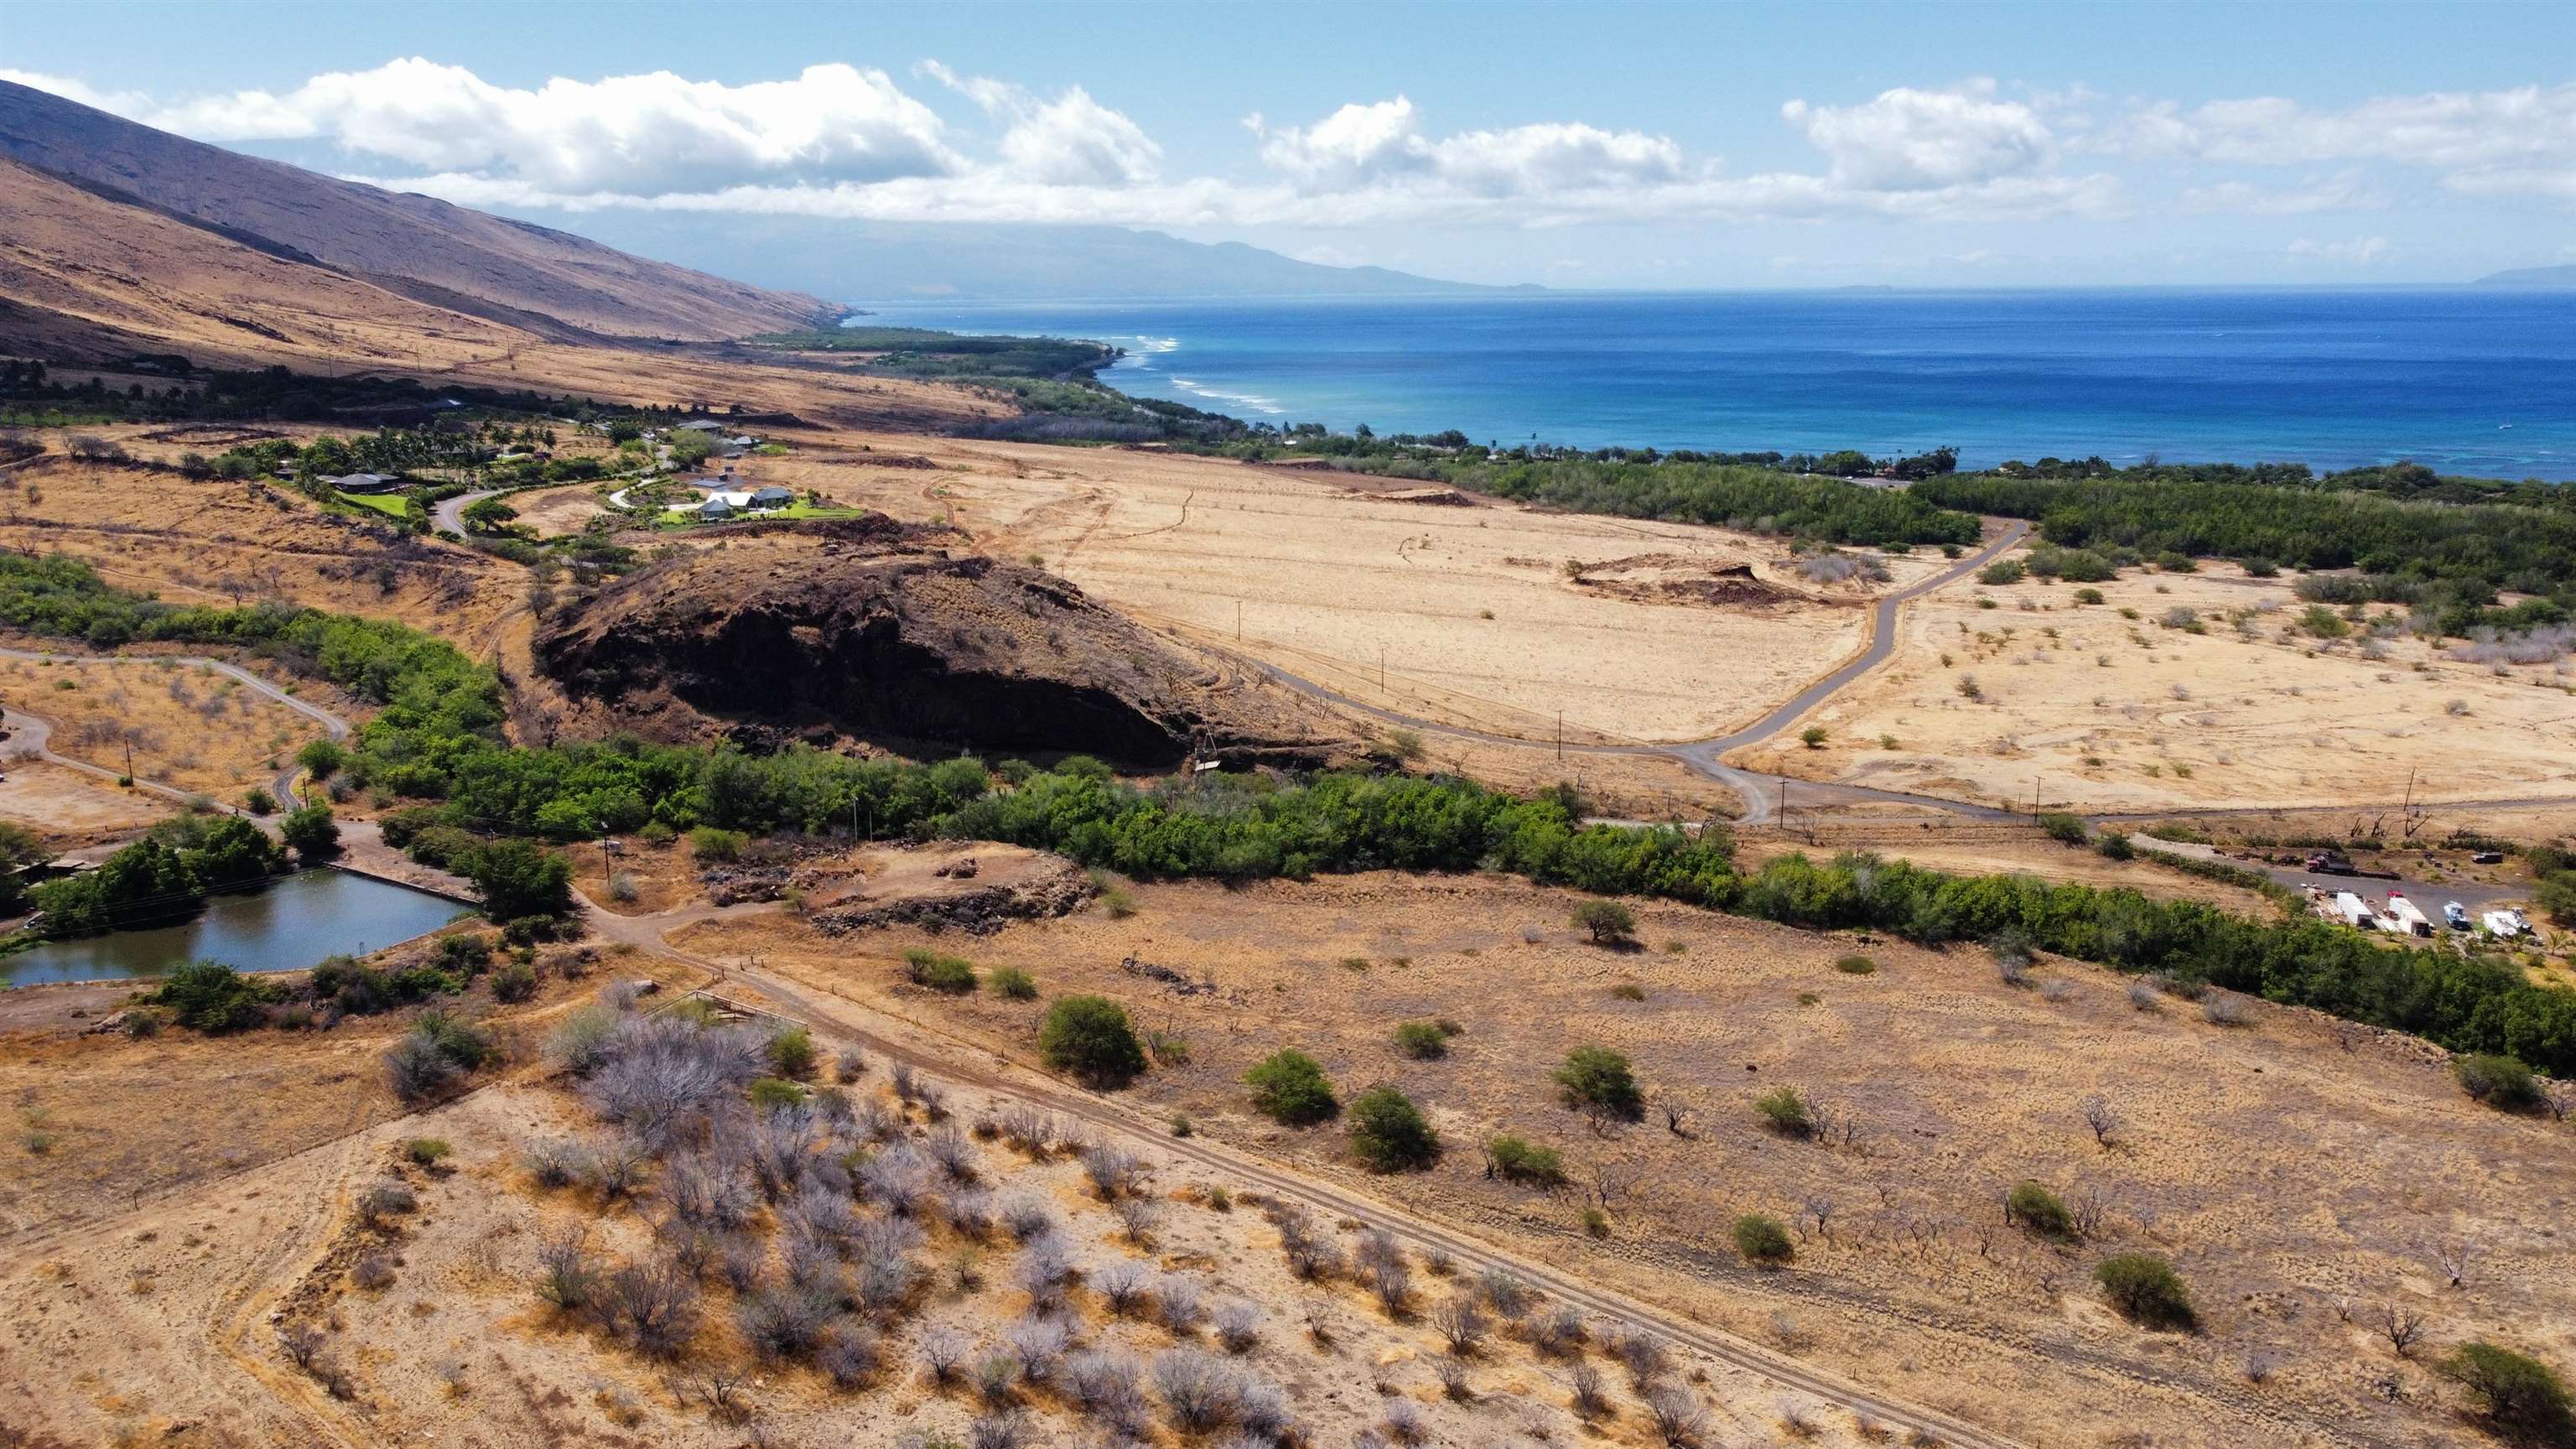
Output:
[
  {"xmin": 0, "ymin": 79, "xmax": 835, "ymax": 340},
  {"xmin": 0, "ymin": 156, "xmax": 527, "ymax": 367}
]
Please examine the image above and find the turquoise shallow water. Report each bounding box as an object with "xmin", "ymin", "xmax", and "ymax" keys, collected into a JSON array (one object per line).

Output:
[{"xmin": 870, "ymin": 288, "xmax": 2576, "ymax": 480}]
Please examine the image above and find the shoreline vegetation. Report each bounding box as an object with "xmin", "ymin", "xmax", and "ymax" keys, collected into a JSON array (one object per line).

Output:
[{"xmin": 3, "ymin": 552, "xmax": 2569, "ymax": 1077}]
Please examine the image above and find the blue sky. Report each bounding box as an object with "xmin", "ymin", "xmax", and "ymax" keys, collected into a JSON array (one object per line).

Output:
[{"xmin": 5, "ymin": 0, "xmax": 2572, "ymax": 287}]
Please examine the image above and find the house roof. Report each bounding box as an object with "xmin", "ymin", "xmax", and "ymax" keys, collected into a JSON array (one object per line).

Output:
[{"xmin": 676, "ymin": 418, "xmax": 723, "ymax": 430}]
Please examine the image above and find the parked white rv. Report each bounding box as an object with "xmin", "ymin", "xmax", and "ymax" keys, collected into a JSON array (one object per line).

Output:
[{"xmin": 2384, "ymin": 893, "xmax": 2433, "ymax": 937}]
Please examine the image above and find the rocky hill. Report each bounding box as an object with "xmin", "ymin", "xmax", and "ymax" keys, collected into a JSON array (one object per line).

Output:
[
  {"xmin": 0, "ymin": 80, "xmax": 837, "ymax": 342},
  {"xmin": 532, "ymin": 526, "xmax": 1345, "ymax": 766}
]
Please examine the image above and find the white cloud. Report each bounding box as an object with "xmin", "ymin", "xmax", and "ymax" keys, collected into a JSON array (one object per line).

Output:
[
  {"xmin": 13, "ymin": 61, "xmax": 2119, "ymax": 229},
  {"xmin": 0, "ymin": 68, "xmax": 157, "ymax": 119},
  {"xmin": 2179, "ymin": 169, "xmax": 2387, "ymax": 216},
  {"xmin": 1248, "ymin": 96, "xmax": 1687, "ymax": 196},
  {"xmin": 1782, "ymin": 79, "xmax": 2053, "ymax": 190},
  {"xmin": 2287, "ymin": 236, "xmax": 2392, "ymax": 266},
  {"xmin": 17, "ymin": 59, "xmax": 962, "ymax": 193},
  {"xmin": 921, "ymin": 61, "xmax": 1160, "ymax": 185},
  {"xmin": 2115, "ymin": 83, "xmax": 2576, "ymax": 202}
]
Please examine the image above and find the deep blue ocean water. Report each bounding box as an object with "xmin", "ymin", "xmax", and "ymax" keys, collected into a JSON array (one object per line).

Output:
[{"xmin": 866, "ymin": 289, "xmax": 2576, "ymax": 480}]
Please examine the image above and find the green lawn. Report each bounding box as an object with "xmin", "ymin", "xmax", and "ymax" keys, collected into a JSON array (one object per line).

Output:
[
  {"xmin": 655, "ymin": 501, "xmax": 867, "ymax": 527},
  {"xmin": 335, "ymin": 489, "xmax": 413, "ymax": 519}
]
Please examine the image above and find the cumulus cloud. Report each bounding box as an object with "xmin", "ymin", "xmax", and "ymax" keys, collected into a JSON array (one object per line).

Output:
[
  {"xmin": 2115, "ymin": 82, "xmax": 2576, "ymax": 201},
  {"xmin": 15, "ymin": 59, "xmax": 962, "ymax": 193},
  {"xmin": 1248, "ymin": 96, "xmax": 1687, "ymax": 196},
  {"xmin": 1783, "ymin": 79, "xmax": 2053, "ymax": 190},
  {"xmin": 921, "ymin": 61, "xmax": 1160, "ymax": 185},
  {"xmin": 0, "ymin": 60, "xmax": 2201, "ymax": 231},
  {"xmin": 2179, "ymin": 169, "xmax": 2387, "ymax": 216}
]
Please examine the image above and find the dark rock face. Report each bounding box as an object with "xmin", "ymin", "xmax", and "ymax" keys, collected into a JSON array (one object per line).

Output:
[{"xmin": 535, "ymin": 538, "xmax": 1333, "ymax": 766}]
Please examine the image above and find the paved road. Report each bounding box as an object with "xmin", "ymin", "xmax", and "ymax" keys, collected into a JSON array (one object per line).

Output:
[{"xmin": 428, "ymin": 487, "xmax": 501, "ymax": 536}]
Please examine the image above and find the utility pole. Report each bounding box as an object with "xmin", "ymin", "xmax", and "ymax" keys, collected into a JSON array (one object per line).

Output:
[
  {"xmin": 1379, "ymin": 646, "xmax": 1386, "ymax": 693},
  {"xmin": 1235, "ymin": 599, "xmax": 1243, "ymax": 641},
  {"xmin": 1556, "ymin": 709, "xmax": 1564, "ymax": 761}
]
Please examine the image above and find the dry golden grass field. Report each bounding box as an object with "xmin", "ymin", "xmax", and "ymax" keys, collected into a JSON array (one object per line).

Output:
[
  {"xmin": 0, "ymin": 655, "xmax": 319, "ymax": 798},
  {"xmin": 1737, "ymin": 552, "xmax": 2576, "ymax": 816},
  {"xmin": 673, "ymin": 856, "xmax": 2576, "ymax": 1449}
]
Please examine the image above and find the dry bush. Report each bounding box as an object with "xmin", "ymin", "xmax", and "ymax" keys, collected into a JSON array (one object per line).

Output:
[
  {"xmin": 1431, "ymin": 1293, "xmax": 1488, "ymax": 1354},
  {"xmin": 1213, "ymin": 1299, "xmax": 1263, "ymax": 1353}
]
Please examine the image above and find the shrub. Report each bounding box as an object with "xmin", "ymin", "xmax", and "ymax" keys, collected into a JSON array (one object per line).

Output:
[
  {"xmin": 2096, "ymin": 1253, "xmax": 2196, "ymax": 1330},
  {"xmin": 385, "ymin": 1031, "xmax": 461, "ymax": 1102},
  {"xmin": 2439, "ymin": 1342, "xmax": 2573, "ymax": 1444},
  {"xmin": 1979, "ymin": 558, "xmax": 2027, "ymax": 585},
  {"xmin": 2006, "ymin": 1181, "xmax": 2074, "ymax": 1239},
  {"xmin": 405, "ymin": 1137, "xmax": 453, "ymax": 1168},
  {"xmin": 152, "ymin": 959, "xmax": 273, "ymax": 1033},
  {"xmin": 904, "ymin": 949, "xmax": 979, "ymax": 995},
  {"xmin": 2096, "ymin": 830, "xmax": 2136, "ymax": 860},
  {"xmin": 2454, "ymin": 1053, "xmax": 2543, "ymax": 1110},
  {"xmin": 1571, "ymin": 899, "xmax": 1637, "ymax": 944},
  {"xmin": 1554, "ymin": 1045, "xmax": 1644, "ymax": 1120},
  {"xmin": 491, "ymin": 960, "xmax": 538, "ymax": 1002},
  {"xmin": 1038, "ymin": 995, "xmax": 1147, "ymax": 1087},
  {"xmin": 1393, "ymin": 1021, "xmax": 1450, "ymax": 1059},
  {"xmin": 687, "ymin": 826, "xmax": 746, "ymax": 861},
  {"xmin": 1486, "ymin": 1134, "xmax": 1567, "ymax": 1185},
  {"xmin": 767, "ymin": 1025, "xmax": 818, "ymax": 1080},
  {"xmin": 1348, "ymin": 1086, "xmax": 1440, "ymax": 1171},
  {"xmin": 243, "ymin": 787, "xmax": 277, "ymax": 816},
  {"xmin": 1753, "ymin": 1086, "xmax": 1813, "ymax": 1138},
  {"xmin": 748, "ymin": 1078, "xmax": 809, "ymax": 1110},
  {"xmin": 1732, "ymin": 1213, "xmax": 1794, "ymax": 1265},
  {"xmin": 1244, "ymin": 1049, "xmax": 1339, "ymax": 1125},
  {"xmin": 1832, "ymin": 953, "xmax": 1877, "ymax": 974},
  {"xmin": 2037, "ymin": 812, "xmax": 2090, "ymax": 845},
  {"xmin": 1800, "ymin": 725, "xmax": 1828, "ymax": 749},
  {"xmin": 988, "ymin": 965, "xmax": 1038, "ymax": 1000}
]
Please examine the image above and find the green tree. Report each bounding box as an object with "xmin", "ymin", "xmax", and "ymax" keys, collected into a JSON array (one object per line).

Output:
[
  {"xmin": 1485, "ymin": 1134, "xmax": 1566, "ymax": 1185},
  {"xmin": 1753, "ymin": 1085, "xmax": 1814, "ymax": 1138},
  {"xmin": 460, "ymin": 497, "xmax": 520, "ymax": 534},
  {"xmin": 464, "ymin": 839, "xmax": 571, "ymax": 922},
  {"xmin": 296, "ymin": 739, "xmax": 347, "ymax": 781},
  {"xmin": 1038, "ymin": 995, "xmax": 1146, "ymax": 1087},
  {"xmin": 2095, "ymin": 1254, "xmax": 2196, "ymax": 1331},
  {"xmin": 2438, "ymin": 1343, "xmax": 2573, "ymax": 1445},
  {"xmin": 1732, "ymin": 1213, "xmax": 1794, "ymax": 1265},
  {"xmin": 1554, "ymin": 1045, "xmax": 1644, "ymax": 1121},
  {"xmin": 1244, "ymin": 1048, "xmax": 1339, "ymax": 1125},
  {"xmin": 279, "ymin": 802, "xmax": 340, "ymax": 862},
  {"xmin": 1571, "ymin": 899, "xmax": 1637, "ymax": 944},
  {"xmin": 2454, "ymin": 1053, "xmax": 2542, "ymax": 1110},
  {"xmin": 183, "ymin": 814, "xmax": 287, "ymax": 888},
  {"xmin": 152, "ymin": 959, "xmax": 273, "ymax": 1032},
  {"xmin": 1348, "ymin": 1085, "xmax": 1439, "ymax": 1171},
  {"xmin": 2006, "ymin": 1181, "xmax": 2074, "ymax": 1239}
]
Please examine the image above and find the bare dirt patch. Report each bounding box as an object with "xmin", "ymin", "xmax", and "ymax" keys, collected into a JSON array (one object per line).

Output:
[{"xmin": 0, "ymin": 757, "xmax": 172, "ymax": 844}]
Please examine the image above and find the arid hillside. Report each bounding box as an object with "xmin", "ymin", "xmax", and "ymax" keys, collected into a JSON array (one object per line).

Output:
[
  {"xmin": 532, "ymin": 527, "xmax": 1350, "ymax": 766},
  {"xmin": 0, "ymin": 80, "xmax": 835, "ymax": 340}
]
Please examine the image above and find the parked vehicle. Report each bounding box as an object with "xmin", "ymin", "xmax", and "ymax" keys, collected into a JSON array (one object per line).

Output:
[
  {"xmin": 2383, "ymin": 893, "xmax": 2433, "ymax": 938},
  {"xmin": 2304, "ymin": 852, "xmax": 2357, "ymax": 875},
  {"xmin": 2444, "ymin": 901, "xmax": 2470, "ymax": 930}
]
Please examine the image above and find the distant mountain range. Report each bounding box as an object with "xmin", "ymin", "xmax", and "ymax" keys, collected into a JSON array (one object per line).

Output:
[
  {"xmin": 2471, "ymin": 264, "xmax": 2576, "ymax": 288},
  {"xmin": 522, "ymin": 213, "xmax": 1524, "ymax": 304}
]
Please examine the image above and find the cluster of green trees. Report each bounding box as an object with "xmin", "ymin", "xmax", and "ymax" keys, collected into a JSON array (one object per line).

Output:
[
  {"xmin": 1912, "ymin": 473, "xmax": 2576, "ymax": 633},
  {"xmin": 1437, "ymin": 458, "xmax": 1981, "ymax": 547},
  {"xmin": 9, "ymin": 551, "xmax": 2571, "ymax": 1072},
  {"xmin": 29, "ymin": 815, "xmax": 289, "ymax": 935},
  {"xmin": 0, "ymin": 360, "xmax": 586, "ymax": 428},
  {"xmin": 750, "ymin": 328, "xmax": 1119, "ymax": 382},
  {"xmin": 1988, "ymin": 454, "xmax": 2572, "ymax": 513}
]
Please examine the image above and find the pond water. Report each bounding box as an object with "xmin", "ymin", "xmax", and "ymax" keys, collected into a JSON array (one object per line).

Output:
[{"xmin": 3, "ymin": 868, "xmax": 473, "ymax": 988}]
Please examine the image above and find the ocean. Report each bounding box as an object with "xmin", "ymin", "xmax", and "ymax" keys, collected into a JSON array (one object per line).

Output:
[{"xmin": 864, "ymin": 289, "xmax": 2576, "ymax": 481}]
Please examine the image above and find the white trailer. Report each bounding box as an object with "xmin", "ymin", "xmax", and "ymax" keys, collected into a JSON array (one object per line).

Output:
[
  {"xmin": 2334, "ymin": 891, "xmax": 2374, "ymax": 929},
  {"xmin": 2384, "ymin": 893, "xmax": 2434, "ymax": 938},
  {"xmin": 2483, "ymin": 910, "xmax": 2526, "ymax": 938}
]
